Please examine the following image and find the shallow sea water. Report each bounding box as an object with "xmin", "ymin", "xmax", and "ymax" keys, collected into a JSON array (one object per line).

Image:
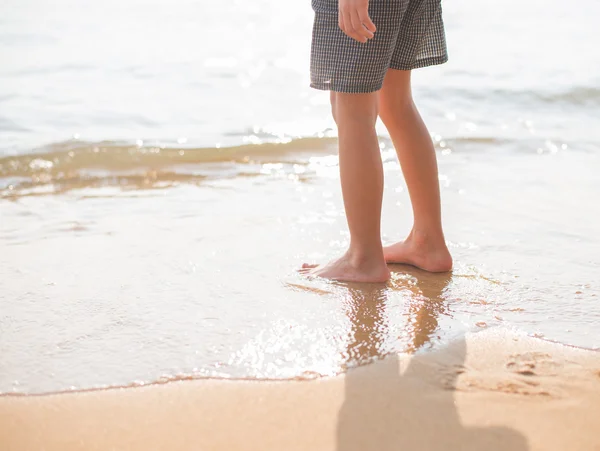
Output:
[{"xmin": 1, "ymin": 0, "xmax": 599, "ymax": 394}]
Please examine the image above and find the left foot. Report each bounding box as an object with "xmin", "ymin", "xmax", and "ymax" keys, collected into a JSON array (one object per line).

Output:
[
  {"xmin": 383, "ymin": 230, "xmax": 452, "ymax": 272},
  {"xmin": 300, "ymin": 251, "xmax": 390, "ymax": 283}
]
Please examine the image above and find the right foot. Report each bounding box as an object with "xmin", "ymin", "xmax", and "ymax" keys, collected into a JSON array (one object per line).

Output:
[
  {"xmin": 299, "ymin": 251, "xmax": 391, "ymax": 283},
  {"xmin": 383, "ymin": 230, "xmax": 452, "ymax": 273}
]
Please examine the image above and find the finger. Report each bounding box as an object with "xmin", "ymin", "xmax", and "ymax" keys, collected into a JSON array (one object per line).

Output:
[
  {"xmin": 358, "ymin": 8, "xmax": 377, "ymax": 33},
  {"xmin": 302, "ymin": 263, "xmax": 318, "ymax": 269},
  {"xmin": 351, "ymin": 9, "xmax": 374, "ymax": 40},
  {"xmin": 338, "ymin": 10, "xmax": 346, "ymax": 34},
  {"xmin": 343, "ymin": 10, "xmax": 366, "ymax": 42}
]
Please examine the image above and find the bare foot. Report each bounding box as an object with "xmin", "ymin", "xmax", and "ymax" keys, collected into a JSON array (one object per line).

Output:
[
  {"xmin": 299, "ymin": 251, "xmax": 391, "ymax": 283},
  {"xmin": 383, "ymin": 230, "xmax": 452, "ymax": 273}
]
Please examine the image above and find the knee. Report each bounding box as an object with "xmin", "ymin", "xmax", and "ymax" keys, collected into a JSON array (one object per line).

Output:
[
  {"xmin": 378, "ymin": 93, "xmax": 413, "ymax": 124},
  {"xmin": 331, "ymin": 92, "xmax": 379, "ymax": 128}
]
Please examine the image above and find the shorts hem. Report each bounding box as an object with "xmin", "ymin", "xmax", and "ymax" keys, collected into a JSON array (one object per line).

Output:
[
  {"xmin": 390, "ymin": 55, "xmax": 449, "ymax": 71},
  {"xmin": 309, "ymin": 81, "xmax": 384, "ymax": 94}
]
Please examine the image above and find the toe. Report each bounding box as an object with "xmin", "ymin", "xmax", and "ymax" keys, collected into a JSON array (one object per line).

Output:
[{"xmin": 298, "ymin": 264, "xmax": 318, "ymax": 274}]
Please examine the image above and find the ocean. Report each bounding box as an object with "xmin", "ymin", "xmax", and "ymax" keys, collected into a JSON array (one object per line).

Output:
[{"xmin": 1, "ymin": 0, "xmax": 599, "ymax": 394}]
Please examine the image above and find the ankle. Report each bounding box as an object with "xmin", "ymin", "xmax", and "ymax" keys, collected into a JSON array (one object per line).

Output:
[
  {"xmin": 346, "ymin": 245, "xmax": 385, "ymax": 267},
  {"xmin": 408, "ymin": 228, "xmax": 447, "ymax": 249}
]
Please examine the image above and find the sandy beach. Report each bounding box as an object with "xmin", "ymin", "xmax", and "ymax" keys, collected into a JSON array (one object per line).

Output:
[
  {"xmin": 2, "ymin": 0, "xmax": 600, "ymax": 449},
  {"xmin": 2, "ymin": 330, "xmax": 599, "ymax": 451}
]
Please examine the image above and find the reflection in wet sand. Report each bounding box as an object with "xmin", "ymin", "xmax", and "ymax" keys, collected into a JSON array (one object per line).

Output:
[
  {"xmin": 336, "ymin": 267, "xmax": 529, "ymax": 450},
  {"xmin": 389, "ymin": 266, "xmax": 453, "ymax": 353},
  {"xmin": 341, "ymin": 265, "xmax": 452, "ymax": 368}
]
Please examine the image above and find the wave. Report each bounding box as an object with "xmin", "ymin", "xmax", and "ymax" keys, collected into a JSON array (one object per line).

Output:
[
  {"xmin": 0, "ymin": 137, "xmax": 339, "ymax": 177},
  {"xmin": 439, "ymin": 86, "xmax": 600, "ymax": 107},
  {"xmin": 535, "ymin": 86, "xmax": 600, "ymax": 106},
  {"xmin": 0, "ymin": 137, "xmax": 339, "ymax": 197},
  {"xmin": 1, "ymin": 133, "xmax": 586, "ymax": 198},
  {"xmin": 0, "ymin": 133, "xmax": 521, "ymax": 180}
]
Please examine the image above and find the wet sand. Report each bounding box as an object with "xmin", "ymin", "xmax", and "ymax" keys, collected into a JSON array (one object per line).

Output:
[
  {"xmin": 2, "ymin": 144, "xmax": 600, "ymax": 394},
  {"xmin": 2, "ymin": 330, "xmax": 599, "ymax": 451}
]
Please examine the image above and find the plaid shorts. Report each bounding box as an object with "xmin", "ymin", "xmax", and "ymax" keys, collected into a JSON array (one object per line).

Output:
[{"xmin": 310, "ymin": 0, "xmax": 448, "ymax": 93}]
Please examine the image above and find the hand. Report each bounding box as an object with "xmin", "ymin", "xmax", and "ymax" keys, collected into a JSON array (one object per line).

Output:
[{"xmin": 338, "ymin": 0, "xmax": 377, "ymax": 43}]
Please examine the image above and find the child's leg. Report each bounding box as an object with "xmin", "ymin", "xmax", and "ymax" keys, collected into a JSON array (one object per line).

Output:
[
  {"xmin": 301, "ymin": 91, "xmax": 390, "ymax": 283},
  {"xmin": 377, "ymin": 68, "xmax": 452, "ymax": 272}
]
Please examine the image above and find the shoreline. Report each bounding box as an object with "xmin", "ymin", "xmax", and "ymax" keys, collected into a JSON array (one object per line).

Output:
[
  {"xmin": 2, "ymin": 329, "xmax": 599, "ymax": 451},
  {"xmin": 2, "ymin": 330, "xmax": 598, "ymax": 399}
]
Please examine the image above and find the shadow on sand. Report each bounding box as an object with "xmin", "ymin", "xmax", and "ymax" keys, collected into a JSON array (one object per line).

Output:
[{"xmin": 336, "ymin": 264, "xmax": 529, "ymax": 451}]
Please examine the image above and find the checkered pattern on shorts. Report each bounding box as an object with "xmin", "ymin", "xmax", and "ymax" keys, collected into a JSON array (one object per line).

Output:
[{"xmin": 310, "ymin": 0, "xmax": 448, "ymax": 93}]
